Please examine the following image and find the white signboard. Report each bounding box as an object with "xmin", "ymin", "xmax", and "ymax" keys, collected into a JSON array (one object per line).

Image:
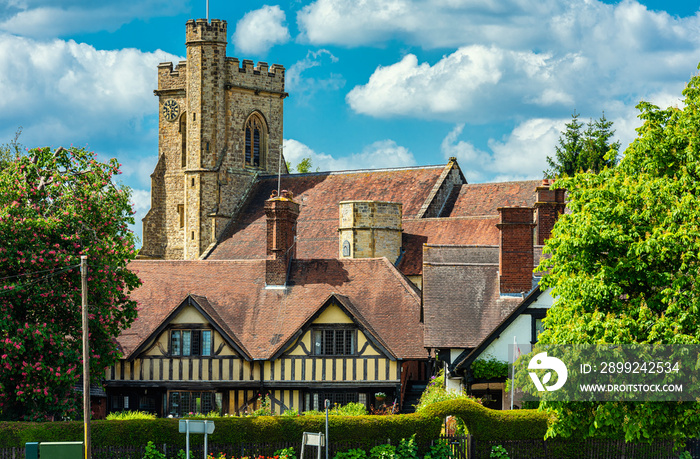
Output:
[{"xmin": 179, "ymin": 419, "xmax": 215, "ymax": 435}]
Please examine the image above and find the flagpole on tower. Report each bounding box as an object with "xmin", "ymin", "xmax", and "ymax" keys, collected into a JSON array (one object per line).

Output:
[{"xmin": 206, "ymin": 0, "xmax": 209, "ymax": 21}]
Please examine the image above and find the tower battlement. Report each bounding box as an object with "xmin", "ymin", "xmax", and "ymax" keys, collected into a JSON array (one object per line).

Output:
[
  {"xmin": 186, "ymin": 18, "xmax": 227, "ymax": 44},
  {"xmin": 157, "ymin": 61, "xmax": 186, "ymax": 91},
  {"xmin": 226, "ymin": 58, "xmax": 285, "ymax": 93}
]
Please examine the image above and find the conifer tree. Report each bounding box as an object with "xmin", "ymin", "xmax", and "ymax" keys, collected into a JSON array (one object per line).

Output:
[{"xmin": 545, "ymin": 112, "xmax": 619, "ymax": 178}]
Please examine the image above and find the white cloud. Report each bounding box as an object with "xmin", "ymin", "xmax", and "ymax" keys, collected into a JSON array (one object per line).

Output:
[
  {"xmin": 312, "ymin": 0, "xmax": 700, "ymax": 125},
  {"xmin": 233, "ymin": 5, "xmax": 290, "ymax": 56},
  {"xmin": 0, "ymin": 33, "xmax": 180, "ymax": 145},
  {"xmin": 346, "ymin": 46, "xmax": 572, "ymax": 121},
  {"xmin": 0, "ymin": 33, "xmax": 179, "ymax": 250},
  {"xmin": 442, "ymin": 120, "xmax": 565, "ymax": 182},
  {"xmin": 298, "ymin": 0, "xmax": 700, "ymax": 52},
  {"xmin": 286, "ymin": 49, "xmax": 345, "ymax": 102},
  {"xmin": 283, "ymin": 138, "xmax": 416, "ymax": 172},
  {"xmin": 0, "ymin": 1, "xmax": 188, "ymax": 37}
]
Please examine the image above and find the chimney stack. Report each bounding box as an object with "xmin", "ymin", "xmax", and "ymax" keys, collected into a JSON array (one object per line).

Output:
[
  {"xmin": 497, "ymin": 206, "xmax": 535, "ymax": 294},
  {"xmin": 265, "ymin": 190, "xmax": 300, "ymax": 286},
  {"xmin": 534, "ymin": 179, "xmax": 566, "ymax": 245}
]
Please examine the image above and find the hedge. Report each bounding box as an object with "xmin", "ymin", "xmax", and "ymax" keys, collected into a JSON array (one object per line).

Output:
[
  {"xmin": 420, "ymin": 399, "xmax": 550, "ymax": 441},
  {"xmin": 0, "ymin": 400, "xmax": 549, "ymax": 449}
]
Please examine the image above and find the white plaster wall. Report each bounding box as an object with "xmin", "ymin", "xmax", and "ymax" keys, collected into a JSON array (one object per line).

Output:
[{"xmin": 476, "ymin": 287, "xmax": 555, "ymax": 364}]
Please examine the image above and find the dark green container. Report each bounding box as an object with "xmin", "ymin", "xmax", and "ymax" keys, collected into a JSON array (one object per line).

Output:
[
  {"xmin": 39, "ymin": 441, "xmax": 83, "ymax": 459},
  {"xmin": 24, "ymin": 442, "xmax": 39, "ymax": 459}
]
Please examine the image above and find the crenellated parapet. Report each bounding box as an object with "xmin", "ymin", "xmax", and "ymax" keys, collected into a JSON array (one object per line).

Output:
[
  {"xmin": 157, "ymin": 61, "xmax": 186, "ymax": 92},
  {"xmin": 226, "ymin": 58, "xmax": 285, "ymax": 95},
  {"xmin": 186, "ymin": 18, "xmax": 227, "ymax": 44}
]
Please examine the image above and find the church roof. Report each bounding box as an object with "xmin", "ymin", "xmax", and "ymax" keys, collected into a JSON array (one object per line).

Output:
[
  {"xmin": 207, "ymin": 164, "xmax": 540, "ymax": 277},
  {"xmin": 122, "ymin": 258, "xmax": 424, "ymax": 361},
  {"xmin": 208, "ymin": 165, "xmax": 447, "ymax": 261}
]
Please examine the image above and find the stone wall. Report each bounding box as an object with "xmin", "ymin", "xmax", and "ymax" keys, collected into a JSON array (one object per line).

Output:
[{"xmin": 338, "ymin": 201, "xmax": 403, "ymax": 263}]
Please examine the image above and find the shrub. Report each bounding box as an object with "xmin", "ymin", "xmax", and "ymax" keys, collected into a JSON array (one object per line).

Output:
[
  {"xmin": 369, "ymin": 444, "xmax": 396, "ymax": 459},
  {"xmin": 471, "ymin": 358, "xmax": 509, "ymax": 380},
  {"xmin": 396, "ymin": 435, "xmax": 418, "ymax": 459},
  {"xmin": 422, "ymin": 439, "xmax": 449, "ymax": 459},
  {"xmin": 334, "ymin": 402, "xmax": 368, "ymax": 416},
  {"xmin": 334, "ymin": 448, "xmax": 368, "ymax": 459},
  {"xmin": 489, "ymin": 445, "xmax": 509, "ymax": 458},
  {"xmin": 302, "ymin": 402, "xmax": 367, "ymax": 416},
  {"xmin": 415, "ymin": 371, "xmax": 482, "ymax": 412},
  {"xmin": 106, "ymin": 411, "xmax": 156, "ymax": 421},
  {"xmin": 143, "ymin": 441, "xmax": 165, "ymax": 459}
]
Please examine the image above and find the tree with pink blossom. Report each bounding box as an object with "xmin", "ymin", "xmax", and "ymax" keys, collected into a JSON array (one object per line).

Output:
[{"xmin": 0, "ymin": 146, "xmax": 141, "ymax": 421}]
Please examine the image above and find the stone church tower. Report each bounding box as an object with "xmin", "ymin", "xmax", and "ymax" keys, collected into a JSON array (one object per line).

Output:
[{"xmin": 141, "ymin": 19, "xmax": 287, "ymax": 260}]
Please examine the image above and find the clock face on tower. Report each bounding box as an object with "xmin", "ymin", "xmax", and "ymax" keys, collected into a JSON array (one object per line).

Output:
[{"xmin": 162, "ymin": 99, "xmax": 180, "ymax": 122}]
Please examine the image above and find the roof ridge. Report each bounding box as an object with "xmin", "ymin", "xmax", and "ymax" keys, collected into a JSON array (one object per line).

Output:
[
  {"xmin": 258, "ymin": 164, "xmax": 445, "ymax": 178},
  {"xmin": 378, "ymin": 257, "xmax": 422, "ymax": 303},
  {"xmin": 461, "ymin": 179, "xmax": 541, "ymax": 186},
  {"xmin": 404, "ymin": 215, "xmax": 500, "ymax": 221}
]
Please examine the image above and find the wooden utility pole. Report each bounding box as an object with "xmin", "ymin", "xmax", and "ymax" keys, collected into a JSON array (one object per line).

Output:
[{"xmin": 81, "ymin": 255, "xmax": 91, "ymax": 459}]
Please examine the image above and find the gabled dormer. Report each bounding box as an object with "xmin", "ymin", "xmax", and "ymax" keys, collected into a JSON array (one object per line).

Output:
[{"xmin": 130, "ymin": 295, "xmax": 250, "ymax": 361}]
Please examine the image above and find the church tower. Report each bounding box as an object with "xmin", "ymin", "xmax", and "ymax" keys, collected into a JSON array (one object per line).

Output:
[{"xmin": 141, "ymin": 19, "xmax": 287, "ymax": 260}]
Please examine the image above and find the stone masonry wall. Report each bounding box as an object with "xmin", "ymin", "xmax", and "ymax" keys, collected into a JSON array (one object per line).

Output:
[
  {"xmin": 142, "ymin": 18, "xmax": 286, "ymax": 260},
  {"xmin": 339, "ymin": 201, "xmax": 403, "ymax": 263}
]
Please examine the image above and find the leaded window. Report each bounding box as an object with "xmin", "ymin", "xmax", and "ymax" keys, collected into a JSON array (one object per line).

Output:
[
  {"xmin": 168, "ymin": 391, "xmax": 222, "ymax": 417},
  {"xmin": 313, "ymin": 328, "xmax": 355, "ymax": 355},
  {"xmin": 170, "ymin": 329, "xmax": 213, "ymax": 356}
]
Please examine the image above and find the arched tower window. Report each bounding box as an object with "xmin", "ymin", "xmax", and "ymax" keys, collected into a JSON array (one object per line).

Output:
[{"xmin": 245, "ymin": 113, "xmax": 267, "ymax": 168}]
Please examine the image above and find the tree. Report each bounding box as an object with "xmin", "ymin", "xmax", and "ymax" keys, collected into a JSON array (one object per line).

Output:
[
  {"xmin": 536, "ymin": 71, "xmax": 700, "ymax": 442},
  {"xmin": 0, "ymin": 127, "xmax": 25, "ymax": 169},
  {"xmin": 545, "ymin": 112, "xmax": 620, "ymax": 178},
  {"xmin": 287, "ymin": 157, "xmax": 318, "ymax": 174},
  {"xmin": 0, "ymin": 146, "xmax": 141, "ymax": 420}
]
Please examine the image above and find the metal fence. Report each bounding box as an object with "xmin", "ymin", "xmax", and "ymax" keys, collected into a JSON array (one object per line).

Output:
[
  {"xmin": 3, "ymin": 437, "xmax": 700, "ymax": 459},
  {"xmin": 468, "ymin": 437, "xmax": 700, "ymax": 459}
]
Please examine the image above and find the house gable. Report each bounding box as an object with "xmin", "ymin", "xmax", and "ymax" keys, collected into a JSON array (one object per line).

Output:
[
  {"xmin": 129, "ymin": 294, "xmax": 250, "ymax": 361},
  {"xmin": 272, "ymin": 295, "xmax": 396, "ymax": 361}
]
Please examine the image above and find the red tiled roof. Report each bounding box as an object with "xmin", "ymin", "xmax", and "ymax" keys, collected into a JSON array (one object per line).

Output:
[
  {"xmin": 124, "ymin": 258, "xmax": 425, "ymax": 360},
  {"xmin": 443, "ymin": 180, "xmax": 540, "ymax": 217},
  {"xmin": 208, "ymin": 166, "xmax": 446, "ymax": 261}
]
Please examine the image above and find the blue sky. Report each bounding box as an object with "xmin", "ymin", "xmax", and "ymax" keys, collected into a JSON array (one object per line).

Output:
[{"xmin": 1, "ymin": 0, "xmax": 699, "ymax": 245}]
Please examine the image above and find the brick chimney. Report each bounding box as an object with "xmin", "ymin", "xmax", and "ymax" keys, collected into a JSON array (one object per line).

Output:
[
  {"xmin": 534, "ymin": 179, "xmax": 566, "ymax": 245},
  {"xmin": 497, "ymin": 207, "xmax": 535, "ymax": 294},
  {"xmin": 265, "ymin": 190, "xmax": 300, "ymax": 286}
]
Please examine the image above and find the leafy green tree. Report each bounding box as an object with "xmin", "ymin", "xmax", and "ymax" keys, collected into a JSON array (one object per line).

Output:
[
  {"xmin": 545, "ymin": 112, "xmax": 620, "ymax": 178},
  {"xmin": 287, "ymin": 157, "xmax": 318, "ymax": 174},
  {"xmin": 537, "ymin": 71, "xmax": 700, "ymax": 441},
  {"xmin": 0, "ymin": 146, "xmax": 141, "ymax": 420}
]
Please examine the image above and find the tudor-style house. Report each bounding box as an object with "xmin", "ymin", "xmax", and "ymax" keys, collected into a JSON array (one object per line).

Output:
[{"xmin": 102, "ymin": 17, "xmax": 565, "ymax": 417}]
